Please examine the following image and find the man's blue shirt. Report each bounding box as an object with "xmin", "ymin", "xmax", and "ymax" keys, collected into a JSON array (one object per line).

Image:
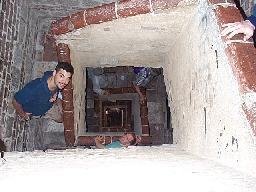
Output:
[
  {"xmin": 14, "ymin": 71, "xmax": 57, "ymax": 116},
  {"xmin": 106, "ymin": 141, "xmax": 123, "ymax": 149}
]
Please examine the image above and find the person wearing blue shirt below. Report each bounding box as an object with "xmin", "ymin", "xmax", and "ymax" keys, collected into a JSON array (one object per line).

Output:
[
  {"xmin": 12, "ymin": 62, "xmax": 74, "ymax": 123},
  {"xmin": 221, "ymin": 6, "xmax": 256, "ymax": 41},
  {"xmin": 94, "ymin": 133, "xmax": 139, "ymax": 149}
]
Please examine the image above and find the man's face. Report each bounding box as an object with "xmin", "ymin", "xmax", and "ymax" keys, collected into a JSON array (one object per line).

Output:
[
  {"xmin": 53, "ymin": 69, "xmax": 72, "ymax": 90},
  {"xmin": 119, "ymin": 133, "xmax": 134, "ymax": 147}
]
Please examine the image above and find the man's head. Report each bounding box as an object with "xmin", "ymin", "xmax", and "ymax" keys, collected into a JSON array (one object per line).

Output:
[
  {"xmin": 119, "ymin": 133, "xmax": 136, "ymax": 147},
  {"xmin": 53, "ymin": 62, "xmax": 74, "ymax": 90}
]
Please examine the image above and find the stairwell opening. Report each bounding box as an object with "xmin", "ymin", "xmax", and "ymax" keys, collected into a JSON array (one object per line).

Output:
[
  {"xmin": 82, "ymin": 66, "xmax": 172, "ymax": 146},
  {"xmin": 55, "ymin": 5, "xmax": 197, "ymax": 147}
]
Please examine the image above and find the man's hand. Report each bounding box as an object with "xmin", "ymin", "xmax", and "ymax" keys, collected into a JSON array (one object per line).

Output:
[
  {"xmin": 49, "ymin": 92, "xmax": 57, "ymax": 103},
  {"xmin": 94, "ymin": 136, "xmax": 105, "ymax": 144},
  {"xmin": 21, "ymin": 112, "xmax": 32, "ymax": 121},
  {"xmin": 221, "ymin": 20, "xmax": 255, "ymax": 41},
  {"xmin": 94, "ymin": 135, "xmax": 106, "ymax": 149},
  {"xmin": 12, "ymin": 98, "xmax": 32, "ymax": 121}
]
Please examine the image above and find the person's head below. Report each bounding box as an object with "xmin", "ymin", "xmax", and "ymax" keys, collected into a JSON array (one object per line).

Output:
[
  {"xmin": 119, "ymin": 133, "xmax": 136, "ymax": 147},
  {"xmin": 53, "ymin": 62, "xmax": 74, "ymax": 90}
]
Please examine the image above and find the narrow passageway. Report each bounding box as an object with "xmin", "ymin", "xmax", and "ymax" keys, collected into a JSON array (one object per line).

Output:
[{"xmin": 1, "ymin": 145, "xmax": 255, "ymax": 192}]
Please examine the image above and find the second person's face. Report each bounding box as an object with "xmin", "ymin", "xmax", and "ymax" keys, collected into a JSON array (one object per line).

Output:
[{"xmin": 54, "ymin": 69, "xmax": 72, "ymax": 90}]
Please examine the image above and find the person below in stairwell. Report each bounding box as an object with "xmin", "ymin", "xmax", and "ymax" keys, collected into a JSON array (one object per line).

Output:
[
  {"xmin": 94, "ymin": 133, "xmax": 141, "ymax": 149},
  {"xmin": 87, "ymin": 68, "xmax": 110, "ymax": 96},
  {"xmin": 12, "ymin": 62, "xmax": 74, "ymax": 123},
  {"xmin": 132, "ymin": 67, "xmax": 161, "ymax": 104},
  {"xmin": 221, "ymin": 6, "xmax": 256, "ymax": 41}
]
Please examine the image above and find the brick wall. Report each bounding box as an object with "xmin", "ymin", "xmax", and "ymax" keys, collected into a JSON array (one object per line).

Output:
[
  {"xmin": 0, "ymin": 0, "xmax": 21, "ymax": 150},
  {"xmin": 0, "ymin": 0, "xmax": 44, "ymax": 151}
]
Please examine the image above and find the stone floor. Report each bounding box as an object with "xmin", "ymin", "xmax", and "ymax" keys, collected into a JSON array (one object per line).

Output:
[{"xmin": 0, "ymin": 145, "xmax": 255, "ymax": 192}]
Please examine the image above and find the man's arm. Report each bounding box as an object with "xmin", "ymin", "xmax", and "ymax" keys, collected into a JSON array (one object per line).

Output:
[
  {"xmin": 221, "ymin": 6, "xmax": 256, "ymax": 41},
  {"xmin": 12, "ymin": 98, "xmax": 31, "ymax": 120},
  {"xmin": 132, "ymin": 83, "xmax": 145, "ymax": 104}
]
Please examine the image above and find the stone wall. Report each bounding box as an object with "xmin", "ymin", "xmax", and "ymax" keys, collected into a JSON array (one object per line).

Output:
[
  {"xmin": 239, "ymin": 0, "xmax": 254, "ymax": 16},
  {"xmin": 0, "ymin": 0, "xmax": 46, "ymax": 151},
  {"xmin": 0, "ymin": 0, "xmax": 25, "ymax": 150}
]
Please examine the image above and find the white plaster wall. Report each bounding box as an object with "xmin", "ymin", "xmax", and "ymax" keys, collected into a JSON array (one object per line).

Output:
[
  {"xmin": 163, "ymin": 2, "xmax": 256, "ymax": 176},
  {"xmin": 70, "ymin": 50, "xmax": 87, "ymax": 136}
]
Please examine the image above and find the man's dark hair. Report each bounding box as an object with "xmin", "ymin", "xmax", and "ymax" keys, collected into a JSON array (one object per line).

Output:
[
  {"xmin": 55, "ymin": 62, "xmax": 74, "ymax": 75},
  {"xmin": 127, "ymin": 133, "xmax": 136, "ymax": 146}
]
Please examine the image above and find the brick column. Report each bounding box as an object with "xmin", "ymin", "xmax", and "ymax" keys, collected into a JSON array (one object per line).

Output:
[{"xmin": 56, "ymin": 43, "xmax": 75, "ymax": 146}]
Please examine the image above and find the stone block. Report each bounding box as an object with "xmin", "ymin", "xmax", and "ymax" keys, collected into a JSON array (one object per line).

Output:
[
  {"xmin": 87, "ymin": 98, "xmax": 94, "ymax": 108},
  {"xmin": 86, "ymin": 117, "xmax": 99, "ymax": 126},
  {"xmin": 70, "ymin": 10, "xmax": 86, "ymax": 29},
  {"xmin": 87, "ymin": 125, "xmax": 99, "ymax": 132},
  {"xmin": 116, "ymin": 74, "xmax": 129, "ymax": 87},
  {"xmin": 86, "ymin": 108, "xmax": 95, "ymax": 117},
  {"xmin": 85, "ymin": 3, "xmax": 116, "ymax": 25},
  {"xmin": 151, "ymin": 0, "xmax": 182, "ymax": 12},
  {"xmin": 146, "ymin": 89, "xmax": 157, "ymax": 102},
  {"xmin": 117, "ymin": 0, "xmax": 151, "ymax": 18},
  {"xmin": 43, "ymin": 132, "xmax": 66, "ymax": 149},
  {"xmin": 147, "ymin": 102, "xmax": 164, "ymax": 123},
  {"xmin": 5, "ymin": 116, "xmax": 14, "ymax": 137}
]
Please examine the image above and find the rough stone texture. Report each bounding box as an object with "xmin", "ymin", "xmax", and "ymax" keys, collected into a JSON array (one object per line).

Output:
[
  {"xmin": 0, "ymin": 0, "xmax": 40, "ymax": 151},
  {"xmin": 239, "ymin": 0, "xmax": 254, "ymax": 16}
]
